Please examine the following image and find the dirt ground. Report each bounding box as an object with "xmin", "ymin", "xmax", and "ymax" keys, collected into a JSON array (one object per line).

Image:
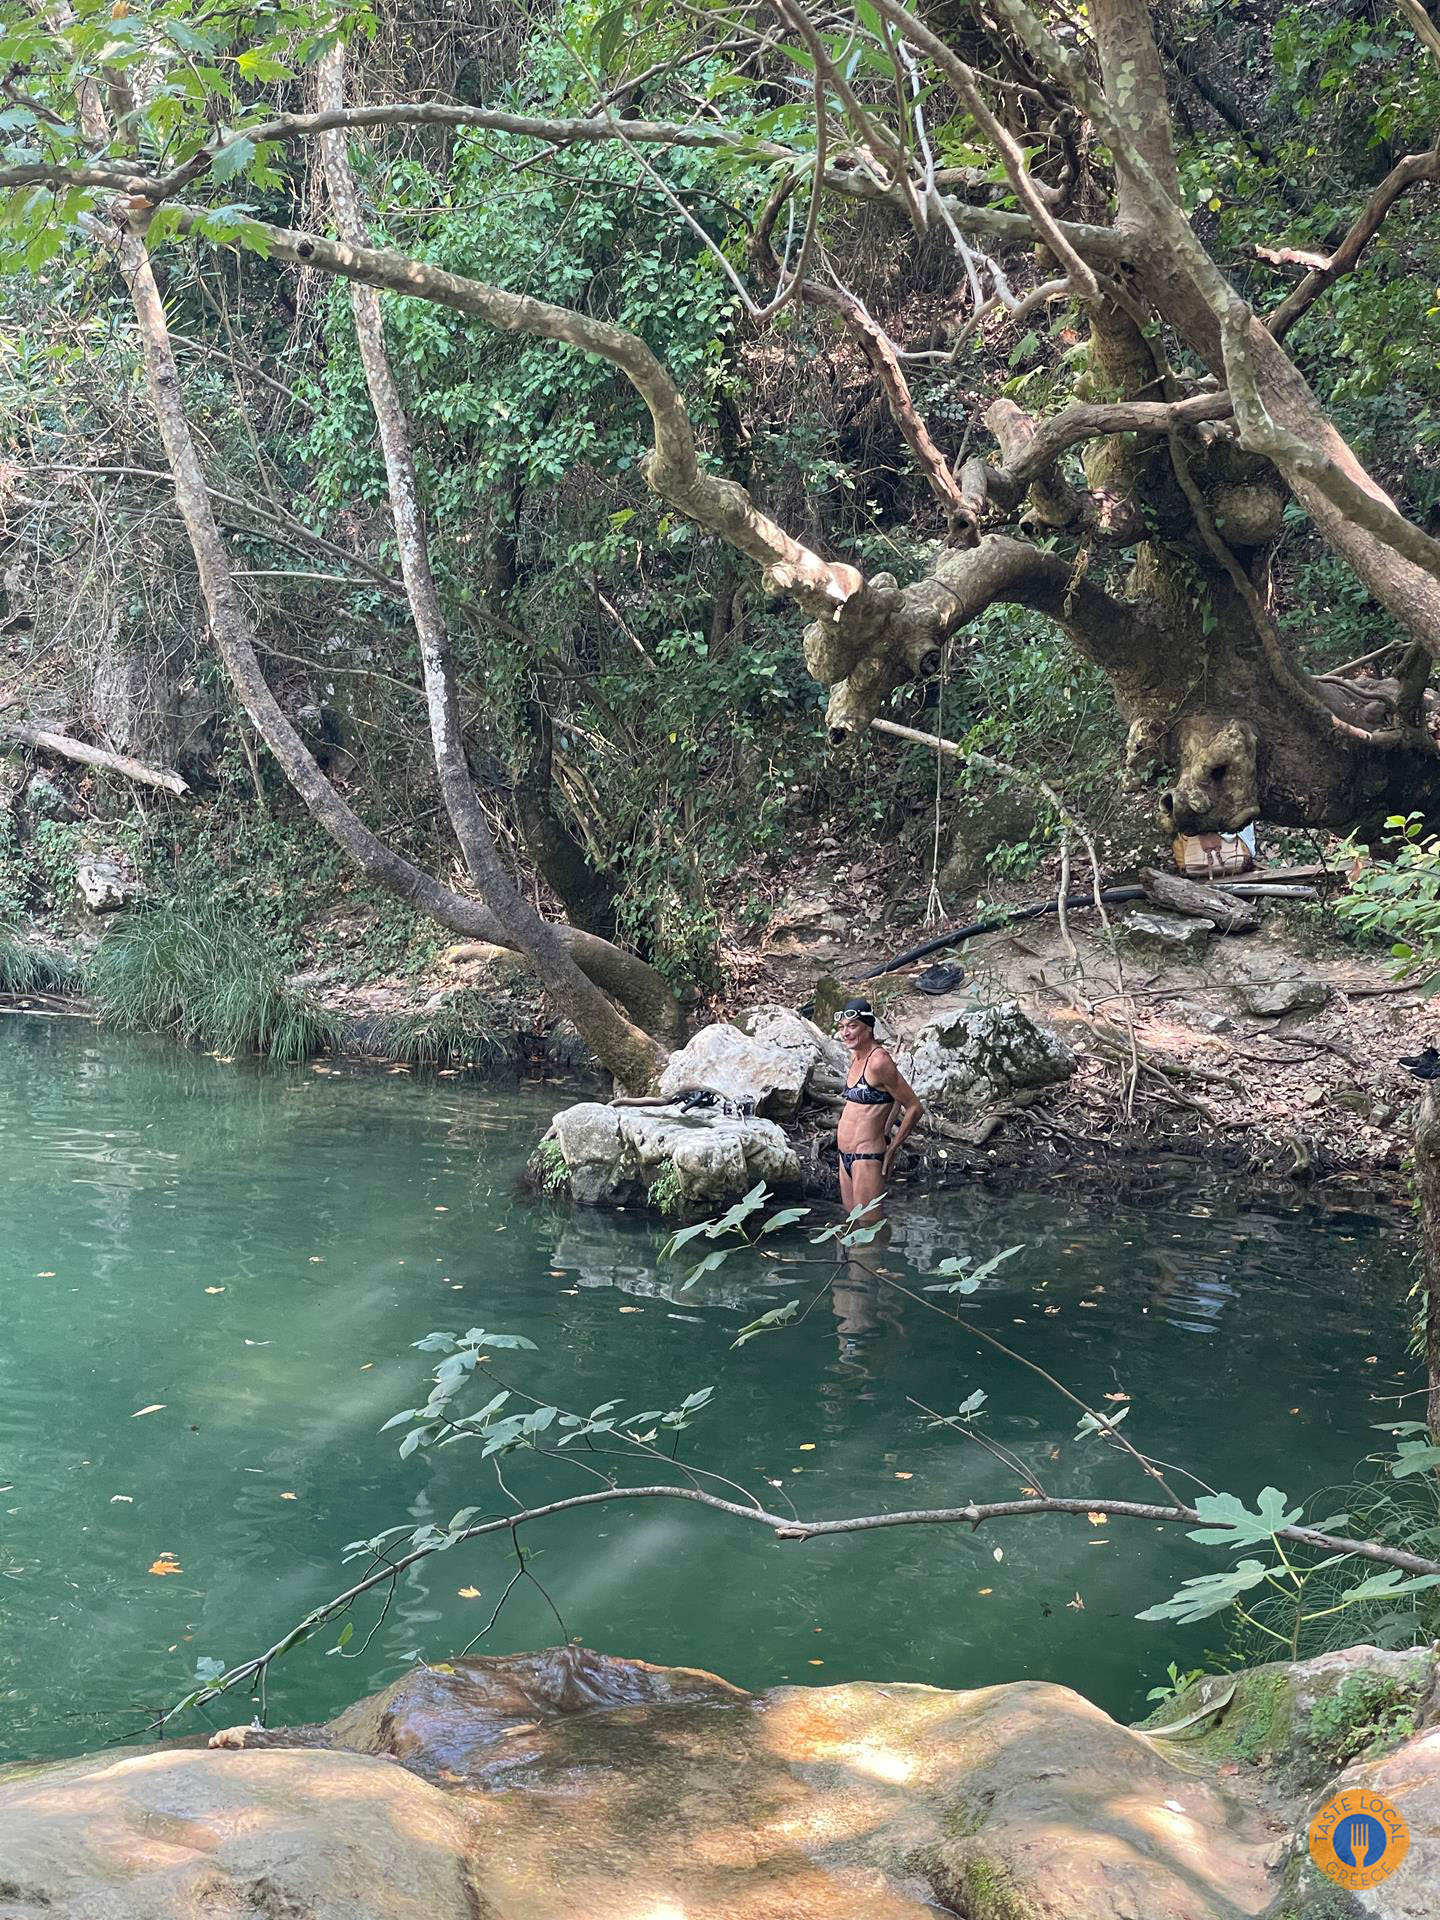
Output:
[{"xmin": 718, "ymin": 859, "xmax": 1436, "ymax": 1195}]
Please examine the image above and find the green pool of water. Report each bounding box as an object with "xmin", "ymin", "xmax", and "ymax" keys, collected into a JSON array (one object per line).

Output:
[{"xmin": 0, "ymin": 1015, "xmax": 1416, "ymax": 1761}]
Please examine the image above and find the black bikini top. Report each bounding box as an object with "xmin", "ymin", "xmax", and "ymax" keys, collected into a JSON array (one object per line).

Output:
[{"xmin": 843, "ymin": 1055, "xmax": 894, "ymax": 1106}]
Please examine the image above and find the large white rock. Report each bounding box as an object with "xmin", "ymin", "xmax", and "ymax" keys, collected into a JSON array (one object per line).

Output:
[
  {"xmin": 547, "ymin": 1100, "xmax": 799, "ymax": 1208},
  {"xmin": 897, "ymin": 1000, "xmax": 1074, "ymax": 1115},
  {"xmin": 75, "ymin": 855, "xmax": 140, "ymax": 915},
  {"xmin": 658, "ymin": 1004, "xmax": 845, "ymax": 1118}
]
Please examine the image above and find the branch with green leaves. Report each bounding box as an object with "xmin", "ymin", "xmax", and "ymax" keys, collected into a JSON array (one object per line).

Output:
[{"xmin": 160, "ymin": 1187, "xmax": 1440, "ymax": 1737}]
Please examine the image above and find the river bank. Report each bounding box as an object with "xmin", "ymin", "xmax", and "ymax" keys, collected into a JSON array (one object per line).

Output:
[{"xmin": 6, "ymin": 866, "xmax": 1435, "ymax": 1196}]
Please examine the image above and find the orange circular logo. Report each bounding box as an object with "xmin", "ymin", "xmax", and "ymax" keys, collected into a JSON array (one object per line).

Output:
[{"xmin": 1308, "ymin": 1789, "xmax": 1409, "ymax": 1890}]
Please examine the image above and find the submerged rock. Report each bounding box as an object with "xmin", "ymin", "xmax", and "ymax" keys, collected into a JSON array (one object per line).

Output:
[
  {"xmin": 658, "ymin": 1003, "xmax": 846, "ymax": 1118},
  {"xmin": 543, "ymin": 1099, "xmax": 798, "ymax": 1208},
  {"xmin": 896, "ymin": 999, "xmax": 1074, "ymax": 1115}
]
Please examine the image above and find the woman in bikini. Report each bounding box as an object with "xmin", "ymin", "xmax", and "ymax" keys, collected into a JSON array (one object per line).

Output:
[{"xmin": 835, "ymin": 999, "xmax": 923, "ymax": 1219}]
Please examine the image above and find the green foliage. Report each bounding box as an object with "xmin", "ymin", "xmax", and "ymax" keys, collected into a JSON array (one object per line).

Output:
[
  {"xmin": 0, "ymin": 922, "xmax": 76, "ymax": 995},
  {"xmin": 89, "ymin": 892, "xmax": 337, "ymax": 1062},
  {"xmin": 649, "ymin": 1156, "xmax": 685, "ymax": 1217},
  {"xmin": 1304, "ymin": 1671, "xmax": 1422, "ymax": 1770},
  {"xmin": 1145, "ymin": 1661, "xmax": 1206, "ymax": 1709},
  {"xmin": 532, "ymin": 1134, "xmax": 569, "ymax": 1196},
  {"xmin": 1334, "ymin": 814, "xmax": 1440, "ymax": 981},
  {"xmin": 353, "ymin": 990, "xmax": 509, "ymax": 1071}
]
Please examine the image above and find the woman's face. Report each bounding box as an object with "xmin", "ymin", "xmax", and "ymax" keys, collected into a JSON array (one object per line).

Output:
[{"xmin": 839, "ymin": 1016, "xmax": 870, "ymax": 1049}]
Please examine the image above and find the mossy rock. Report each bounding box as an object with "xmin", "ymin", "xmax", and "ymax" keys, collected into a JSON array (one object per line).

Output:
[{"xmin": 1140, "ymin": 1646, "xmax": 1435, "ymax": 1792}]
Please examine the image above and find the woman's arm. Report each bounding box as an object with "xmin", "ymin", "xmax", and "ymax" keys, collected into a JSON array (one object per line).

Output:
[{"xmin": 874, "ymin": 1052, "xmax": 923, "ymax": 1176}]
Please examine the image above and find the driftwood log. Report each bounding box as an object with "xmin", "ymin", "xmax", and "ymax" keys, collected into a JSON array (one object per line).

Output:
[
  {"xmin": 1139, "ymin": 866, "xmax": 1260, "ymax": 933},
  {"xmin": 0, "ymin": 716, "xmax": 190, "ymax": 798}
]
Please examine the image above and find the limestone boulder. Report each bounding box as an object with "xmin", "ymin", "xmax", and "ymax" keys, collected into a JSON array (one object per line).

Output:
[
  {"xmin": 0, "ymin": 1744, "xmax": 488, "ymax": 1920},
  {"xmin": 1124, "ymin": 907, "xmax": 1216, "ymax": 954},
  {"xmin": 322, "ymin": 1649, "xmax": 1277, "ymax": 1919},
  {"xmin": 658, "ymin": 1003, "xmax": 846, "ymax": 1117},
  {"xmin": 1142, "ymin": 1645, "xmax": 1438, "ymax": 1797},
  {"xmin": 940, "ymin": 783, "xmax": 1044, "ymax": 897},
  {"xmin": 897, "ymin": 1000, "xmax": 1074, "ymax": 1115},
  {"xmin": 75, "ymin": 855, "xmax": 141, "ymax": 915},
  {"xmin": 542, "ymin": 1099, "xmax": 799, "ymax": 1208},
  {"xmin": 1236, "ymin": 976, "xmax": 1329, "ymax": 1018}
]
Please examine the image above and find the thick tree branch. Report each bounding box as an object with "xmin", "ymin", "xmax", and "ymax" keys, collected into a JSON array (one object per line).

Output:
[
  {"xmin": 1266, "ymin": 146, "xmax": 1440, "ymax": 341},
  {"xmin": 986, "ymin": 392, "xmax": 1232, "ymax": 494},
  {"xmin": 167, "ymin": 209, "xmax": 863, "ymax": 616},
  {"xmin": 0, "ymin": 715, "xmax": 189, "ymax": 796},
  {"xmin": 88, "ymin": 224, "xmax": 676, "ymax": 1041},
  {"xmin": 1222, "ymin": 307, "xmax": 1440, "ymax": 594},
  {"xmin": 992, "ymin": 0, "xmax": 1440, "ymax": 654}
]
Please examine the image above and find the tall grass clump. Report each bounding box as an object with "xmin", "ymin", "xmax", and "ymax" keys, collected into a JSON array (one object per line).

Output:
[
  {"xmin": 353, "ymin": 989, "xmax": 510, "ymax": 1072},
  {"xmin": 89, "ymin": 895, "xmax": 337, "ymax": 1064},
  {"xmin": 0, "ymin": 923, "xmax": 79, "ymax": 996}
]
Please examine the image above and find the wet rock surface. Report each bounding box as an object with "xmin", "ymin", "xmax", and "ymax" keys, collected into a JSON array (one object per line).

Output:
[
  {"xmin": 4, "ymin": 1648, "xmax": 1302, "ymax": 1920},
  {"xmin": 8, "ymin": 1644, "xmax": 1440, "ymax": 1918}
]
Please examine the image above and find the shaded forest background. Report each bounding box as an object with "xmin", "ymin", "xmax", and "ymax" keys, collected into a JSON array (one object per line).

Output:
[{"xmin": 2, "ymin": 0, "xmax": 1438, "ymax": 1035}]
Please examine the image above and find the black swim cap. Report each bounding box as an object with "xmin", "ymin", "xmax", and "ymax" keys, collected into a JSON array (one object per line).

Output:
[{"xmin": 837, "ymin": 998, "xmax": 876, "ymax": 1027}]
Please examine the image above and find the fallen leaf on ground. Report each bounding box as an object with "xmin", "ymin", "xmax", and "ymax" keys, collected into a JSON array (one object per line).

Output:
[{"xmin": 131, "ymin": 1404, "xmax": 165, "ymax": 1418}]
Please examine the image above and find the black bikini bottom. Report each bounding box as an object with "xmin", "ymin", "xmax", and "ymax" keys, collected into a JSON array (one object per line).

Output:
[{"xmin": 839, "ymin": 1149, "xmax": 884, "ymax": 1175}]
